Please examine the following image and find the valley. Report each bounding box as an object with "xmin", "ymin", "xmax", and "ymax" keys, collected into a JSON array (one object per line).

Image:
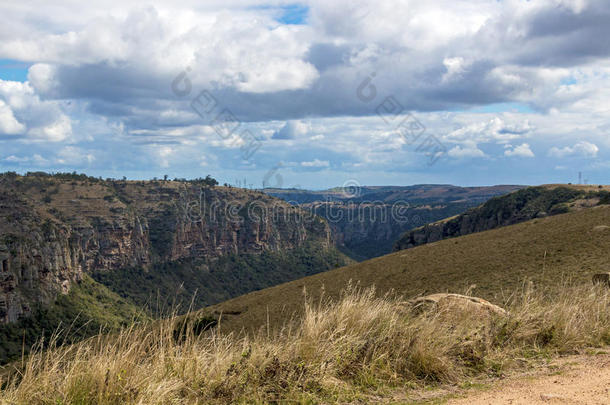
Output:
[
  {"xmin": 0, "ymin": 174, "xmax": 608, "ymax": 404},
  {"xmin": 266, "ymin": 184, "xmax": 523, "ymax": 259}
]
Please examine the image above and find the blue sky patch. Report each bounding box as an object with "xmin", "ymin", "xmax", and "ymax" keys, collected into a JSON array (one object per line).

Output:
[
  {"xmin": 560, "ymin": 77, "xmax": 577, "ymax": 86},
  {"xmin": 0, "ymin": 59, "xmax": 30, "ymax": 82},
  {"xmin": 276, "ymin": 4, "xmax": 309, "ymax": 25}
]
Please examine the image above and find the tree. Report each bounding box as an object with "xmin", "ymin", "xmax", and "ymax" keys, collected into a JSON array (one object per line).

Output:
[{"xmin": 203, "ymin": 175, "xmax": 218, "ymax": 187}]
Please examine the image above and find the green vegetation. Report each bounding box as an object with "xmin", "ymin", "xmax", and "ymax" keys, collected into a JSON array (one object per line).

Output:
[
  {"xmin": 0, "ymin": 172, "xmax": 347, "ymax": 367},
  {"xmin": 0, "ymin": 276, "xmax": 143, "ymax": 364},
  {"xmin": 92, "ymin": 243, "xmax": 349, "ymax": 314},
  {"xmin": 1, "ymin": 283, "xmax": 608, "ymax": 404}
]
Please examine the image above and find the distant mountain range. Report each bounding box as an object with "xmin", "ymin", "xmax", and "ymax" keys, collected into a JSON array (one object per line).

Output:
[{"xmin": 265, "ymin": 184, "xmax": 524, "ymax": 259}]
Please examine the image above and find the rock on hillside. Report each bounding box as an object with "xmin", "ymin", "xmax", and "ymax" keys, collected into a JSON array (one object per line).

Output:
[{"xmin": 409, "ymin": 293, "xmax": 508, "ymax": 321}]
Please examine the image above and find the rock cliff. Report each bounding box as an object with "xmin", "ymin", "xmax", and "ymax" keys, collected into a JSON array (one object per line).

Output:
[{"xmin": 0, "ymin": 174, "xmax": 332, "ymax": 324}]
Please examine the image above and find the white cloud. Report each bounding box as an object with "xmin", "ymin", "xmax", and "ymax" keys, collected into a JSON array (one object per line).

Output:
[
  {"xmin": 447, "ymin": 144, "xmax": 486, "ymax": 158},
  {"xmin": 0, "ymin": 79, "xmax": 72, "ymax": 141},
  {"xmin": 27, "ymin": 63, "xmax": 58, "ymax": 95},
  {"xmin": 0, "ymin": 1, "xmax": 609, "ymax": 185},
  {"xmin": 445, "ymin": 117, "xmax": 534, "ymax": 145},
  {"xmin": 3, "ymin": 153, "xmax": 49, "ymax": 165},
  {"xmin": 0, "ymin": 100, "xmax": 26, "ymax": 134},
  {"xmin": 441, "ymin": 57, "xmax": 468, "ymax": 83},
  {"xmin": 28, "ymin": 115, "xmax": 72, "ymax": 142},
  {"xmin": 56, "ymin": 146, "xmax": 95, "ymax": 165},
  {"xmin": 272, "ymin": 120, "xmax": 309, "ymax": 140},
  {"xmin": 549, "ymin": 141, "xmax": 599, "ymax": 158},
  {"xmin": 300, "ymin": 158, "xmax": 329, "ymax": 167},
  {"xmin": 4, "ymin": 155, "xmax": 28, "ymax": 162},
  {"xmin": 156, "ymin": 145, "xmax": 174, "ymax": 168},
  {"xmin": 504, "ymin": 143, "xmax": 535, "ymax": 158}
]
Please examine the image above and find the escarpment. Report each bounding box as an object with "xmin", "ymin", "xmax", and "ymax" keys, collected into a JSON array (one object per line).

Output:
[{"xmin": 0, "ymin": 174, "xmax": 332, "ymax": 324}]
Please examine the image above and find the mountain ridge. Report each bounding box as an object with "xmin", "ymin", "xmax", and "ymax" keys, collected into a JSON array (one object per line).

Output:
[{"xmin": 394, "ymin": 184, "xmax": 610, "ymax": 251}]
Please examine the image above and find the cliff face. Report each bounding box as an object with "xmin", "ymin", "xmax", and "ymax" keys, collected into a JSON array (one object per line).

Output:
[
  {"xmin": 267, "ymin": 185, "xmax": 524, "ymax": 260},
  {"xmin": 0, "ymin": 175, "xmax": 331, "ymax": 324},
  {"xmin": 301, "ymin": 202, "xmax": 478, "ymax": 260},
  {"xmin": 394, "ymin": 186, "xmax": 610, "ymax": 251}
]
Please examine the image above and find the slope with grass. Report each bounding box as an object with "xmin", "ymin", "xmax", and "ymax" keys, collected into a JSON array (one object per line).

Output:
[
  {"xmin": 206, "ymin": 203, "xmax": 610, "ymax": 335},
  {"xmin": 1, "ymin": 283, "xmax": 607, "ymax": 404},
  {"xmin": 394, "ymin": 184, "xmax": 610, "ymax": 251},
  {"xmin": 0, "ymin": 275, "xmax": 143, "ymax": 363}
]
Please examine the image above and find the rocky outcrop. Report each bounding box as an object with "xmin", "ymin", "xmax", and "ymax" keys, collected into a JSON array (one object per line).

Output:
[
  {"xmin": 0, "ymin": 175, "xmax": 332, "ymax": 324},
  {"xmin": 408, "ymin": 293, "xmax": 508, "ymax": 320},
  {"xmin": 0, "ymin": 195, "xmax": 82, "ymax": 322}
]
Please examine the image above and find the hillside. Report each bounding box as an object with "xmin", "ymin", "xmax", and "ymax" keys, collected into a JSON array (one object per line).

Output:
[
  {"xmin": 266, "ymin": 184, "xmax": 523, "ymax": 259},
  {"xmin": 206, "ymin": 203, "xmax": 610, "ymax": 334},
  {"xmin": 394, "ymin": 184, "xmax": 610, "ymax": 251},
  {"xmin": 0, "ymin": 172, "xmax": 349, "ymax": 362}
]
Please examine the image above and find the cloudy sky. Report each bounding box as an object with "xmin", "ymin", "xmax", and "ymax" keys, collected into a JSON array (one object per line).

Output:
[{"xmin": 0, "ymin": 0, "xmax": 608, "ymax": 189}]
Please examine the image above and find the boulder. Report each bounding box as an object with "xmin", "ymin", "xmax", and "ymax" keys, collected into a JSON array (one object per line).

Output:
[
  {"xmin": 592, "ymin": 273, "xmax": 610, "ymax": 287},
  {"xmin": 409, "ymin": 293, "xmax": 508, "ymax": 319}
]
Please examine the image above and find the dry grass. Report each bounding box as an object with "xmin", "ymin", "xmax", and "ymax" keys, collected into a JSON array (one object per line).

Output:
[{"xmin": 1, "ymin": 282, "xmax": 608, "ymax": 404}]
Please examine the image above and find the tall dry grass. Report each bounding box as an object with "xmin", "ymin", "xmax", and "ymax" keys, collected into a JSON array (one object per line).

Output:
[{"xmin": 1, "ymin": 282, "xmax": 609, "ymax": 404}]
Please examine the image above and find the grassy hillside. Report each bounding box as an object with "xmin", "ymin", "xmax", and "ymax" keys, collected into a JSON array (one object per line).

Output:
[
  {"xmin": 1, "ymin": 187, "xmax": 609, "ymax": 403},
  {"xmin": 206, "ymin": 204, "xmax": 610, "ymax": 334},
  {"xmin": 2, "ymin": 283, "xmax": 608, "ymax": 404},
  {"xmin": 395, "ymin": 184, "xmax": 610, "ymax": 251}
]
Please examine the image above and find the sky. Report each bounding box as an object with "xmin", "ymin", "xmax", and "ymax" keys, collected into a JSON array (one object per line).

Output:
[{"xmin": 0, "ymin": 0, "xmax": 609, "ymax": 189}]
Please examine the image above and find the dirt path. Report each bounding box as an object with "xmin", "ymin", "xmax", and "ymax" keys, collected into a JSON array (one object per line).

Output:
[{"xmin": 448, "ymin": 353, "xmax": 610, "ymax": 405}]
